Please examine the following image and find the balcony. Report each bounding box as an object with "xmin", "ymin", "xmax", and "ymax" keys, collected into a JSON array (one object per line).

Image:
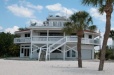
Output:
[
  {"xmin": 14, "ymin": 37, "xmax": 31, "ymax": 44},
  {"xmin": 14, "ymin": 36, "xmax": 100, "ymax": 45}
]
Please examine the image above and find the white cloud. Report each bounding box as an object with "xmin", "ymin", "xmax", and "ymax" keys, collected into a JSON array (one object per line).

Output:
[
  {"xmin": 46, "ymin": 3, "xmax": 77, "ymax": 17},
  {"xmin": 26, "ymin": 3, "xmax": 43, "ymax": 11},
  {"xmin": 7, "ymin": 1, "xmax": 43, "ymax": 18},
  {"xmin": 89, "ymin": 8, "xmax": 106, "ymax": 22},
  {"xmin": 0, "ymin": 26, "xmax": 3, "ymax": 30},
  {"xmin": 5, "ymin": 26, "xmax": 19, "ymax": 34},
  {"xmin": 7, "ymin": 4, "xmax": 35, "ymax": 18},
  {"xmin": 111, "ymin": 27, "xmax": 114, "ymax": 30}
]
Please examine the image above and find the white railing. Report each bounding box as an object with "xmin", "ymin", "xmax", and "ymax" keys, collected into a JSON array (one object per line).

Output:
[
  {"xmin": 14, "ymin": 37, "xmax": 31, "ymax": 43},
  {"xmin": 14, "ymin": 36, "xmax": 100, "ymax": 45},
  {"xmin": 30, "ymin": 24, "xmax": 64, "ymax": 27},
  {"xmin": 32, "ymin": 36, "xmax": 63, "ymax": 42}
]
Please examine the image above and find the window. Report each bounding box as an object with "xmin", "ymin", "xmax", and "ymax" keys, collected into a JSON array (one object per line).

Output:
[
  {"xmin": 53, "ymin": 22, "xmax": 57, "ymax": 26},
  {"xmin": 49, "ymin": 33, "xmax": 63, "ymax": 36},
  {"xmin": 52, "ymin": 50, "xmax": 61, "ymax": 53},
  {"xmin": 25, "ymin": 33, "xmax": 30, "ymax": 37},
  {"xmin": 72, "ymin": 50, "xmax": 76, "ymax": 57},
  {"xmin": 89, "ymin": 35, "xmax": 92, "ymax": 39},
  {"xmin": 21, "ymin": 48, "xmax": 23, "ymax": 53},
  {"xmin": 71, "ymin": 33, "xmax": 76, "ymax": 36},
  {"xmin": 83, "ymin": 34, "xmax": 84, "ymax": 38},
  {"xmin": 67, "ymin": 51, "xmax": 70, "ymax": 57},
  {"xmin": 40, "ymin": 32, "xmax": 47, "ymax": 36},
  {"xmin": 67, "ymin": 50, "xmax": 76, "ymax": 57}
]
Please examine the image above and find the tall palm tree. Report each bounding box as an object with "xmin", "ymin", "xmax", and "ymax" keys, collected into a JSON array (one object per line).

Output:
[
  {"xmin": 82, "ymin": 0, "xmax": 114, "ymax": 71},
  {"xmin": 63, "ymin": 11, "xmax": 97, "ymax": 68}
]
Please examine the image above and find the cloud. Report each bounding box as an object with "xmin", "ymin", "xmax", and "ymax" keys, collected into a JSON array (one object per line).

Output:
[
  {"xmin": 7, "ymin": 4, "xmax": 35, "ymax": 18},
  {"xmin": 46, "ymin": 3, "xmax": 77, "ymax": 17},
  {"xmin": 5, "ymin": 26, "xmax": 19, "ymax": 34},
  {"xmin": 0, "ymin": 26, "xmax": 3, "ymax": 30},
  {"xmin": 7, "ymin": 1, "xmax": 43, "ymax": 18},
  {"xmin": 89, "ymin": 8, "xmax": 106, "ymax": 22}
]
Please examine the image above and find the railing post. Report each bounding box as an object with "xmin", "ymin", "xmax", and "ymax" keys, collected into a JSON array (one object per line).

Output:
[{"xmin": 30, "ymin": 29, "xmax": 33, "ymax": 59}]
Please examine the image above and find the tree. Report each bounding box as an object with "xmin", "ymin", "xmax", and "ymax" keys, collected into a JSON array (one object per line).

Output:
[
  {"xmin": 0, "ymin": 32, "xmax": 19, "ymax": 57},
  {"xmin": 82, "ymin": 0, "xmax": 114, "ymax": 71},
  {"xmin": 63, "ymin": 11, "xmax": 97, "ymax": 68}
]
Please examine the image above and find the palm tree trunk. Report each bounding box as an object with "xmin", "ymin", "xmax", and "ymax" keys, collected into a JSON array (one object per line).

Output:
[
  {"xmin": 98, "ymin": 12, "xmax": 111, "ymax": 71},
  {"xmin": 77, "ymin": 36, "xmax": 82, "ymax": 68}
]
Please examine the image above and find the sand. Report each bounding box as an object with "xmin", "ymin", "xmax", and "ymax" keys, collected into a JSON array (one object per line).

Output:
[{"xmin": 0, "ymin": 59, "xmax": 114, "ymax": 75}]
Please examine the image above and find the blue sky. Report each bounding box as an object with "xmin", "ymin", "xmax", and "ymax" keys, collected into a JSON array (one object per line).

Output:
[{"xmin": 0, "ymin": 0, "xmax": 114, "ymax": 46}]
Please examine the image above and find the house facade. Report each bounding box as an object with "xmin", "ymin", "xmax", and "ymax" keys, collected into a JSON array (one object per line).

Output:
[{"xmin": 14, "ymin": 15, "xmax": 100, "ymax": 60}]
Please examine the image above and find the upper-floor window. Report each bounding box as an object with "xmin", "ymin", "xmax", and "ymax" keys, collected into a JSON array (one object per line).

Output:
[
  {"xmin": 40, "ymin": 32, "xmax": 47, "ymax": 36},
  {"xmin": 58, "ymin": 22, "xmax": 63, "ymax": 26},
  {"xmin": 53, "ymin": 22, "xmax": 57, "ymax": 26},
  {"xmin": 71, "ymin": 33, "xmax": 76, "ymax": 36},
  {"xmin": 89, "ymin": 35, "xmax": 92, "ymax": 39},
  {"xmin": 25, "ymin": 33, "xmax": 30, "ymax": 37},
  {"xmin": 49, "ymin": 32, "xmax": 63, "ymax": 36}
]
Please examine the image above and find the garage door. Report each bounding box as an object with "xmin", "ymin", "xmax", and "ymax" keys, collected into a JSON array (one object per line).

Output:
[{"xmin": 81, "ymin": 50, "xmax": 92, "ymax": 59}]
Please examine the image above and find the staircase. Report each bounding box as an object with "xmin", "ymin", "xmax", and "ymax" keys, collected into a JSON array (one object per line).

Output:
[
  {"xmin": 49, "ymin": 37, "xmax": 67, "ymax": 53},
  {"xmin": 32, "ymin": 37, "xmax": 67, "ymax": 61}
]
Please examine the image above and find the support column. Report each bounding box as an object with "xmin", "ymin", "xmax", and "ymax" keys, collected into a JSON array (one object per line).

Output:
[
  {"xmin": 92, "ymin": 49, "xmax": 94, "ymax": 59},
  {"xmin": 63, "ymin": 32, "xmax": 66, "ymax": 60},
  {"xmin": 20, "ymin": 45, "xmax": 21, "ymax": 57},
  {"xmin": 63, "ymin": 44, "xmax": 66, "ymax": 60},
  {"xmin": 46, "ymin": 30, "xmax": 49, "ymax": 61},
  {"xmin": 30, "ymin": 29, "xmax": 33, "ymax": 59}
]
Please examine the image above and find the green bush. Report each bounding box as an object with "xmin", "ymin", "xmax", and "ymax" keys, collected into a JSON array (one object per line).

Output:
[
  {"xmin": 98, "ymin": 49, "xmax": 113, "ymax": 60},
  {"xmin": 110, "ymin": 55, "xmax": 114, "ymax": 60}
]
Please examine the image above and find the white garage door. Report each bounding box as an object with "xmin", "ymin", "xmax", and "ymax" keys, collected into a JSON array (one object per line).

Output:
[{"xmin": 81, "ymin": 50, "xmax": 92, "ymax": 59}]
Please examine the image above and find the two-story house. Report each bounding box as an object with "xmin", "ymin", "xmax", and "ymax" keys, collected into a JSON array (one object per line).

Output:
[{"xmin": 14, "ymin": 15, "xmax": 100, "ymax": 60}]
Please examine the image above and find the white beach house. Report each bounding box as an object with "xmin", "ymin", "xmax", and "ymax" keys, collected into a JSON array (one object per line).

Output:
[{"xmin": 14, "ymin": 15, "xmax": 100, "ymax": 60}]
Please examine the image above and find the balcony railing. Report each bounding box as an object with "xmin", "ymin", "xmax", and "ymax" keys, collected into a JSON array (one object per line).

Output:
[
  {"xmin": 32, "ymin": 36, "xmax": 63, "ymax": 42},
  {"xmin": 14, "ymin": 36, "xmax": 100, "ymax": 45},
  {"xmin": 29, "ymin": 24, "xmax": 64, "ymax": 28},
  {"xmin": 14, "ymin": 37, "xmax": 31, "ymax": 43}
]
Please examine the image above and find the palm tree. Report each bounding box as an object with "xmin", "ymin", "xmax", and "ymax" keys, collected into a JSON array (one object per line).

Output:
[
  {"xmin": 63, "ymin": 11, "xmax": 97, "ymax": 68},
  {"xmin": 82, "ymin": 0, "xmax": 114, "ymax": 71}
]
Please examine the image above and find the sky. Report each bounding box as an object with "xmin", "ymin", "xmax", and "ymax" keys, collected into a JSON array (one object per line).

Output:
[{"xmin": 0, "ymin": 0, "xmax": 114, "ymax": 46}]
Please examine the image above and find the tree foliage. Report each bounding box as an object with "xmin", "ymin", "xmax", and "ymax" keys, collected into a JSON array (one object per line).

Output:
[
  {"xmin": 0, "ymin": 32, "xmax": 19, "ymax": 57},
  {"xmin": 63, "ymin": 11, "xmax": 97, "ymax": 68},
  {"xmin": 82, "ymin": 0, "xmax": 114, "ymax": 71}
]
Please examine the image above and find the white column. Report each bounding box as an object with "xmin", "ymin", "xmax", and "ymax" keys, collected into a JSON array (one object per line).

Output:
[
  {"xmin": 20, "ymin": 45, "xmax": 21, "ymax": 57},
  {"xmin": 30, "ymin": 29, "xmax": 33, "ymax": 59},
  {"xmin": 46, "ymin": 30, "xmax": 49, "ymax": 61},
  {"xmin": 91, "ymin": 49, "xmax": 94, "ymax": 59},
  {"xmin": 63, "ymin": 32, "xmax": 66, "ymax": 60},
  {"xmin": 63, "ymin": 44, "xmax": 66, "ymax": 60}
]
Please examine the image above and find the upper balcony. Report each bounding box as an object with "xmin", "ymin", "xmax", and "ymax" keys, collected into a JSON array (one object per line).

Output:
[{"xmin": 14, "ymin": 36, "xmax": 100, "ymax": 46}]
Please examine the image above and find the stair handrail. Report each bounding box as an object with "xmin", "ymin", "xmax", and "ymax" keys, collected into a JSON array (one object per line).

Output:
[
  {"xmin": 49, "ymin": 37, "xmax": 67, "ymax": 52},
  {"xmin": 49, "ymin": 37, "xmax": 66, "ymax": 48}
]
